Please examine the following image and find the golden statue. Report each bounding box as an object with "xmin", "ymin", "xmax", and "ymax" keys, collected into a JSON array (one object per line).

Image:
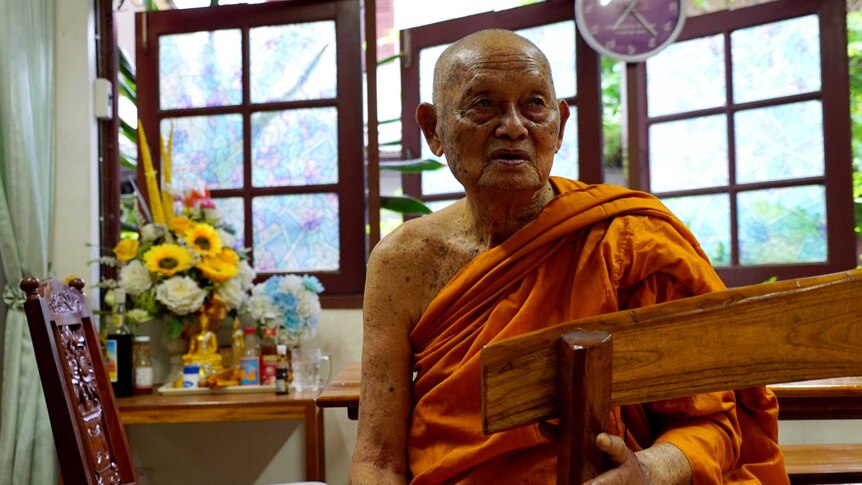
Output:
[{"xmin": 182, "ymin": 296, "xmax": 226, "ymax": 376}]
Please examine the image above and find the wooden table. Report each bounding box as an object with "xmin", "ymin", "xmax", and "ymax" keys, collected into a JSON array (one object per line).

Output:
[
  {"xmin": 316, "ymin": 362, "xmax": 862, "ymax": 421},
  {"xmin": 118, "ymin": 390, "xmax": 325, "ymax": 481}
]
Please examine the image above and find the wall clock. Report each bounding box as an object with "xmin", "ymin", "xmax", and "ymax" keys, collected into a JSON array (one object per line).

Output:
[{"xmin": 575, "ymin": 0, "xmax": 686, "ymax": 63}]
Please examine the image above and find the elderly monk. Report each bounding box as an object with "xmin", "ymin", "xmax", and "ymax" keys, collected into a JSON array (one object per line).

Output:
[{"xmin": 350, "ymin": 29, "xmax": 787, "ymax": 484}]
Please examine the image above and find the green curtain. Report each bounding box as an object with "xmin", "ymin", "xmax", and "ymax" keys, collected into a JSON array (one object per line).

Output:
[{"xmin": 0, "ymin": 0, "xmax": 56, "ymax": 483}]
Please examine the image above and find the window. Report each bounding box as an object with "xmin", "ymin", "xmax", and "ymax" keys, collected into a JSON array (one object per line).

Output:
[
  {"xmin": 627, "ymin": 0, "xmax": 854, "ymax": 286},
  {"xmin": 135, "ymin": 1, "xmax": 365, "ymax": 302}
]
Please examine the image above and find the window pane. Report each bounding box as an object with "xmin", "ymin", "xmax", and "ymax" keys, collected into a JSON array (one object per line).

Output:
[
  {"xmin": 649, "ymin": 115, "xmax": 727, "ymax": 192},
  {"xmin": 253, "ymin": 194, "xmax": 340, "ymax": 272},
  {"xmin": 419, "ymin": 44, "xmax": 450, "ymax": 104},
  {"xmin": 162, "ymin": 114, "xmax": 244, "ymax": 191},
  {"xmin": 551, "ymin": 108, "xmax": 578, "ymax": 181},
  {"xmin": 735, "ymin": 100, "xmax": 824, "ymax": 184},
  {"xmin": 647, "ymin": 35, "xmax": 725, "ymax": 117},
  {"xmin": 250, "ymin": 21, "xmax": 337, "ymax": 103},
  {"xmin": 159, "ymin": 30, "xmax": 242, "ymax": 109},
  {"xmin": 732, "ymin": 15, "xmax": 820, "ymax": 104},
  {"xmin": 738, "ymin": 185, "xmax": 826, "ymax": 265},
  {"xmin": 213, "ymin": 196, "xmax": 245, "ymax": 250},
  {"xmin": 252, "ymin": 107, "xmax": 339, "ymax": 187},
  {"xmin": 517, "ymin": 21, "xmax": 576, "ymax": 99},
  {"xmin": 661, "ymin": 194, "xmax": 731, "ymax": 267},
  {"xmin": 427, "ymin": 199, "xmax": 458, "ymax": 212}
]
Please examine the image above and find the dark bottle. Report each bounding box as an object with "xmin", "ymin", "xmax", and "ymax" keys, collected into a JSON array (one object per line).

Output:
[
  {"xmin": 275, "ymin": 344, "xmax": 289, "ymax": 395},
  {"xmin": 105, "ymin": 288, "xmax": 134, "ymax": 397}
]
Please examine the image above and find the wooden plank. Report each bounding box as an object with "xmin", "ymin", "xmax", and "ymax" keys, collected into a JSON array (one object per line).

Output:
[
  {"xmin": 481, "ymin": 269, "xmax": 862, "ymax": 434},
  {"xmin": 782, "ymin": 443, "xmax": 862, "ymax": 483}
]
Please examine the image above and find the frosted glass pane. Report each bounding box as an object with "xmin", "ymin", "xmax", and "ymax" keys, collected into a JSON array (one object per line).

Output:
[
  {"xmin": 647, "ymin": 35, "xmax": 725, "ymax": 117},
  {"xmin": 649, "ymin": 115, "xmax": 727, "ymax": 192},
  {"xmin": 252, "ymin": 108, "xmax": 338, "ymax": 187},
  {"xmin": 661, "ymin": 194, "xmax": 731, "ymax": 267},
  {"xmin": 551, "ymin": 108, "xmax": 578, "ymax": 181},
  {"xmin": 162, "ymin": 115, "xmax": 244, "ymax": 191},
  {"xmin": 213, "ymin": 197, "xmax": 245, "ymax": 250},
  {"xmin": 738, "ymin": 185, "xmax": 826, "ymax": 264},
  {"xmin": 735, "ymin": 100, "xmax": 824, "ymax": 184},
  {"xmin": 517, "ymin": 21, "xmax": 577, "ymax": 99},
  {"xmin": 250, "ymin": 21, "xmax": 337, "ymax": 103},
  {"xmin": 159, "ymin": 30, "xmax": 242, "ymax": 109},
  {"xmin": 253, "ymin": 194, "xmax": 339, "ymax": 272},
  {"xmin": 732, "ymin": 15, "xmax": 820, "ymax": 103}
]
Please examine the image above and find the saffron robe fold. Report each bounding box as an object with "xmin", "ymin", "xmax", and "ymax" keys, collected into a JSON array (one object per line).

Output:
[{"xmin": 408, "ymin": 178, "xmax": 787, "ymax": 484}]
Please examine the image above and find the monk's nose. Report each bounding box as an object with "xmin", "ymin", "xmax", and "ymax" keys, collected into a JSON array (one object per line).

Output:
[{"xmin": 495, "ymin": 105, "xmax": 528, "ymax": 140}]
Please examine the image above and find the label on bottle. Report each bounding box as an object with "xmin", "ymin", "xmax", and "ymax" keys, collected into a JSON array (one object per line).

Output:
[
  {"xmin": 275, "ymin": 366, "xmax": 289, "ymax": 394},
  {"xmin": 135, "ymin": 366, "xmax": 153, "ymax": 391},
  {"xmin": 240, "ymin": 356, "xmax": 260, "ymax": 385},
  {"xmin": 106, "ymin": 339, "xmax": 118, "ymax": 382},
  {"xmin": 261, "ymin": 354, "xmax": 277, "ymax": 385}
]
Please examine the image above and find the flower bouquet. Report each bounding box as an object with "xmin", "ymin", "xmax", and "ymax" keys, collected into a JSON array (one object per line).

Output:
[
  {"xmin": 103, "ymin": 125, "xmax": 255, "ymax": 339},
  {"xmin": 248, "ymin": 274, "xmax": 324, "ymax": 345}
]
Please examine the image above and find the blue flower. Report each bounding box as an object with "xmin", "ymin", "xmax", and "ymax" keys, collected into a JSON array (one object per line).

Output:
[{"xmin": 302, "ymin": 275, "xmax": 325, "ymax": 294}]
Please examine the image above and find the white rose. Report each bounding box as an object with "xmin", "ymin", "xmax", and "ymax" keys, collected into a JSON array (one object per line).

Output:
[
  {"xmin": 237, "ymin": 260, "xmax": 255, "ymax": 289},
  {"xmin": 216, "ymin": 278, "xmax": 248, "ymax": 311},
  {"xmin": 140, "ymin": 223, "xmax": 164, "ymax": 244},
  {"xmin": 203, "ymin": 207, "xmax": 223, "ymax": 224},
  {"xmin": 119, "ymin": 260, "xmax": 153, "ymax": 297},
  {"xmin": 126, "ymin": 308, "xmax": 153, "ymax": 323},
  {"xmin": 155, "ymin": 276, "xmax": 206, "ymax": 315},
  {"xmin": 216, "ymin": 228, "xmax": 236, "ymax": 249},
  {"xmin": 277, "ymin": 274, "xmax": 304, "ymax": 294}
]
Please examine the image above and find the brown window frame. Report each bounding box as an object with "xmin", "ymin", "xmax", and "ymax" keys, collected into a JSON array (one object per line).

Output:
[
  {"xmin": 134, "ymin": 0, "xmax": 366, "ymax": 306},
  {"xmin": 625, "ymin": 0, "xmax": 855, "ymax": 287}
]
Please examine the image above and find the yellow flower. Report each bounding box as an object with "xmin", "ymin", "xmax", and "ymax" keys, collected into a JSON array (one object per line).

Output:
[
  {"xmin": 217, "ymin": 247, "xmax": 239, "ymax": 266},
  {"xmin": 185, "ymin": 223, "xmax": 223, "ymax": 257},
  {"xmin": 169, "ymin": 216, "xmax": 193, "ymax": 236},
  {"xmin": 196, "ymin": 254, "xmax": 239, "ymax": 282},
  {"xmin": 143, "ymin": 243, "xmax": 193, "ymax": 276},
  {"xmin": 113, "ymin": 239, "xmax": 140, "ymax": 262}
]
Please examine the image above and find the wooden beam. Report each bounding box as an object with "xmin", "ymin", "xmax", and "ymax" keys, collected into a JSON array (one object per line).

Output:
[{"xmin": 481, "ymin": 269, "xmax": 862, "ymax": 434}]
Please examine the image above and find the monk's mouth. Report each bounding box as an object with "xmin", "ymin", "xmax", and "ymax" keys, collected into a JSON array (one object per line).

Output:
[{"xmin": 490, "ymin": 149, "xmax": 530, "ymax": 165}]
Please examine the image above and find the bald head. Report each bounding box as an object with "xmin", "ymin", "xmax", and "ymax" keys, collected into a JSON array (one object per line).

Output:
[{"xmin": 432, "ymin": 29, "xmax": 555, "ymax": 109}]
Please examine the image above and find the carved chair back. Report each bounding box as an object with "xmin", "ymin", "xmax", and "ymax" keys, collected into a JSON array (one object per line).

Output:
[{"xmin": 20, "ymin": 276, "xmax": 137, "ymax": 485}]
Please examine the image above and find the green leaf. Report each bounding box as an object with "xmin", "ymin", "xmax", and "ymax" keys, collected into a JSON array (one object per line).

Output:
[
  {"xmin": 120, "ymin": 119, "xmax": 137, "ymax": 145},
  {"xmin": 380, "ymin": 158, "xmax": 445, "ymax": 173},
  {"xmin": 119, "ymin": 151, "xmax": 137, "ymax": 170},
  {"xmin": 377, "ymin": 53, "xmax": 402, "ymax": 66},
  {"xmin": 378, "ymin": 117, "xmax": 401, "ymax": 125},
  {"xmin": 381, "ymin": 195, "xmax": 433, "ymax": 215},
  {"xmin": 118, "ymin": 46, "xmax": 136, "ymax": 83},
  {"xmin": 168, "ymin": 315, "xmax": 184, "ymax": 340}
]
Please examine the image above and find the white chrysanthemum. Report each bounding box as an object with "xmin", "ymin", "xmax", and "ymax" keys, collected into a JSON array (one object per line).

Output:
[
  {"xmin": 236, "ymin": 260, "xmax": 255, "ymax": 289},
  {"xmin": 203, "ymin": 207, "xmax": 223, "ymax": 224},
  {"xmin": 248, "ymin": 289, "xmax": 279, "ymax": 321},
  {"xmin": 126, "ymin": 308, "xmax": 153, "ymax": 323},
  {"xmin": 140, "ymin": 223, "xmax": 164, "ymax": 244},
  {"xmin": 155, "ymin": 276, "xmax": 206, "ymax": 315},
  {"xmin": 296, "ymin": 290, "xmax": 321, "ymax": 321},
  {"xmin": 119, "ymin": 260, "xmax": 153, "ymax": 297},
  {"xmin": 277, "ymin": 274, "xmax": 304, "ymax": 294},
  {"xmin": 216, "ymin": 228, "xmax": 235, "ymax": 249},
  {"xmin": 217, "ymin": 277, "xmax": 248, "ymax": 311}
]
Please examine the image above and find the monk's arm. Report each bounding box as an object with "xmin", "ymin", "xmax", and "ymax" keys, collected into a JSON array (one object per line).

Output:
[
  {"xmin": 349, "ymin": 241, "xmax": 415, "ymax": 484},
  {"xmin": 584, "ymin": 434, "xmax": 690, "ymax": 485}
]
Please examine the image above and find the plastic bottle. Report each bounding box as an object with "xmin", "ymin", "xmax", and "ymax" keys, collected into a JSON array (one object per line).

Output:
[
  {"xmin": 105, "ymin": 288, "xmax": 134, "ymax": 397},
  {"xmin": 275, "ymin": 344, "xmax": 289, "ymax": 395},
  {"xmin": 133, "ymin": 335, "xmax": 154, "ymax": 395},
  {"xmin": 240, "ymin": 327, "xmax": 260, "ymax": 385},
  {"xmin": 260, "ymin": 316, "xmax": 278, "ymax": 386}
]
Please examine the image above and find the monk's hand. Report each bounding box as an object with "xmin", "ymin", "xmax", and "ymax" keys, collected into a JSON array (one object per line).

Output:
[{"xmin": 582, "ymin": 433, "xmax": 650, "ymax": 485}]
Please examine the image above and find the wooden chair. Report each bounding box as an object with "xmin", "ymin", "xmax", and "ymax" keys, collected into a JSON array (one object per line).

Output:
[
  {"xmin": 480, "ymin": 268, "xmax": 862, "ymax": 484},
  {"xmin": 20, "ymin": 276, "xmax": 137, "ymax": 485}
]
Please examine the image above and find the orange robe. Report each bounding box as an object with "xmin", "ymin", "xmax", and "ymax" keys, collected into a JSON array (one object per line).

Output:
[{"xmin": 408, "ymin": 177, "xmax": 787, "ymax": 484}]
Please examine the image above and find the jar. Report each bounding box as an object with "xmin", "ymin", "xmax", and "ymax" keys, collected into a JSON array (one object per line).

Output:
[
  {"xmin": 183, "ymin": 364, "xmax": 201, "ymax": 388},
  {"xmin": 133, "ymin": 335, "xmax": 153, "ymax": 395}
]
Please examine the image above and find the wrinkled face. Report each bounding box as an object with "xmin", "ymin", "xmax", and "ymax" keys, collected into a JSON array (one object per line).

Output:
[{"xmin": 434, "ymin": 39, "xmax": 566, "ymax": 195}]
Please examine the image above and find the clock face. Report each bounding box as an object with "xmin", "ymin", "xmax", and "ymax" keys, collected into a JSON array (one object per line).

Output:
[{"xmin": 575, "ymin": 0, "xmax": 686, "ymax": 62}]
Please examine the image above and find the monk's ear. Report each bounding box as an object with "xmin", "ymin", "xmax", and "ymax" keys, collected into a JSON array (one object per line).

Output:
[
  {"xmin": 416, "ymin": 102, "xmax": 444, "ymax": 156},
  {"xmin": 555, "ymin": 99, "xmax": 570, "ymax": 154}
]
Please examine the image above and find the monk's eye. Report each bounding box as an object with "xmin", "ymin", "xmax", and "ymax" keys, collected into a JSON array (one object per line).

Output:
[
  {"xmin": 476, "ymin": 98, "xmax": 492, "ymax": 108},
  {"xmin": 530, "ymin": 97, "xmax": 545, "ymax": 107}
]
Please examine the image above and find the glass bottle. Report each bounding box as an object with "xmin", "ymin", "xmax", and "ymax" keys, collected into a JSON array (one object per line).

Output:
[
  {"xmin": 260, "ymin": 315, "xmax": 278, "ymax": 386},
  {"xmin": 105, "ymin": 288, "xmax": 134, "ymax": 397},
  {"xmin": 240, "ymin": 327, "xmax": 260, "ymax": 385},
  {"xmin": 275, "ymin": 344, "xmax": 289, "ymax": 395},
  {"xmin": 133, "ymin": 335, "xmax": 154, "ymax": 395}
]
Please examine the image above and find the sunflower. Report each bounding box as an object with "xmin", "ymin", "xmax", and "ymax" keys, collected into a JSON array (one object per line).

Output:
[
  {"xmin": 113, "ymin": 239, "xmax": 140, "ymax": 262},
  {"xmin": 143, "ymin": 243, "xmax": 193, "ymax": 276},
  {"xmin": 185, "ymin": 222, "xmax": 223, "ymax": 257},
  {"xmin": 196, "ymin": 254, "xmax": 239, "ymax": 282},
  {"xmin": 217, "ymin": 247, "xmax": 240, "ymax": 265},
  {"xmin": 168, "ymin": 215, "xmax": 194, "ymax": 236}
]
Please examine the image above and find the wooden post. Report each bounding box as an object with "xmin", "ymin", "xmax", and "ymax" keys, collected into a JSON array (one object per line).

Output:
[{"xmin": 558, "ymin": 330, "xmax": 612, "ymax": 484}]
